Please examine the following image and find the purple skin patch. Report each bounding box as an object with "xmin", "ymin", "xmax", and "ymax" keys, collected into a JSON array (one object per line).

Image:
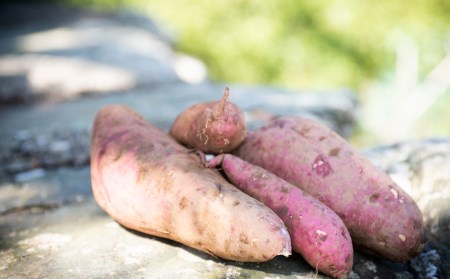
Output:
[{"xmin": 312, "ymin": 155, "xmax": 333, "ymax": 177}]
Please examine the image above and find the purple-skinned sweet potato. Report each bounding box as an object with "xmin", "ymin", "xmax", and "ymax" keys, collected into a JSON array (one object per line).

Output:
[
  {"xmin": 208, "ymin": 154, "xmax": 353, "ymax": 279},
  {"xmin": 233, "ymin": 116, "xmax": 425, "ymax": 262},
  {"xmin": 90, "ymin": 105, "xmax": 291, "ymax": 262},
  {"xmin": 169, "ymin": 87, "xmax": 246, "ymax": 154}
]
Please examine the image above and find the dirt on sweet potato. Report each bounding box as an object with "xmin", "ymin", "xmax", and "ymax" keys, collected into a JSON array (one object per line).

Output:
[
  {"xmin": 169, "ymin": 87, "xmax": 246, "ymax": 154},
  {"xmin": 208, "ymin": 154, "xmax": 353, "ymax": 279},
  {"xmin": 90, "ymin": 105, "xmax": 291, "ymax": 262},
  {"xmin": 233, "ymin": 116, "xmax": 425, "ymax": 262}
]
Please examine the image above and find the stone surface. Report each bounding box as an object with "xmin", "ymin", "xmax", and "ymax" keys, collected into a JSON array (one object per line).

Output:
[
  {"xmin": 0, "ymin": 2, "xmax": 184, "ymax": 104},
  {"xmin": 0, "ymin": 82, "xmax": 357, "ymax": 177},
  {"xmin": 0, "ymin": 128, "xmax": 90, "ymax": 178},
  {"xmin": 0, "ymin": 201, "xmax": 317, "ymax": 279}
]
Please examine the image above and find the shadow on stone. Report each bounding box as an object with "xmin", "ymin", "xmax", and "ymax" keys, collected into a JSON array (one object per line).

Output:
[
  {"xmin": 122, "ymin": 224, "xmax": 321, "ymax": 277},
  {"xmin": 122, "ymin": 225, "xmax": 217, "ymax": 261}
]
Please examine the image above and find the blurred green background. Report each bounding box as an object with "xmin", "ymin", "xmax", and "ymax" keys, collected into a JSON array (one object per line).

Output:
[{"xmin": 64, "ymin": 0, "xmax": 449, "ymax": 146}]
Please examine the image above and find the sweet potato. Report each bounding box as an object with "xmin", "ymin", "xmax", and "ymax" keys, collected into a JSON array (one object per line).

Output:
[
  {"xmin": 169, "ymin": 87, "xmax": 246, "ymax": 154},
  {"xmin": 90, "ymin": 105, "xmax": 291, "ymax": 262},
  {"xmin": 208, "ymin": 154, "xmax": 353, "ymax": 279},
  {"xmin": 234, "ymin": 116, "xmax": 424, "ymax": 262}
]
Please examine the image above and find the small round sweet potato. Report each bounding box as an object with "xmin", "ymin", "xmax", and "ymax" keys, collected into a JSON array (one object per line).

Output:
[
  {"xmin": 169, "ymin": 87, "xmax": 246, "ymax": 154},
  {"xmin": 234, "ymin": 116, "xmax": 425, "ymax": 262}
]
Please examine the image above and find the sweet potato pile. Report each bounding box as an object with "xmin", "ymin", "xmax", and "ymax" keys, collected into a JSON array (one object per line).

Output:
[{"xmin": 90, "ymin": 88, "xmax": 424, "ymax": 279}]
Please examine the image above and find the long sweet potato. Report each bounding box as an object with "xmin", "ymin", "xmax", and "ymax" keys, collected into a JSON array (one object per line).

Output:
[
  {"xmin": 169, "ymin": 87, "xmax": 246, "ymax": 154},
  {"xmin": 208, "ymin": 154, "xmax": 353, "ymax": 278},
  {"xmin": 234, "ymin": 116, "xmax": 424, "ymax": 262},
  {"xmin": 90, "ymin": 105, "xmax": 291, "ymax": 262}
]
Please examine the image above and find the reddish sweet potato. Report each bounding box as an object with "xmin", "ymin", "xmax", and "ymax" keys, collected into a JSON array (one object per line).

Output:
[
  {"xmin": 208, "ymin": 154, "xmax": 353, "ymax": 279},
  {"xmin": 234, "ymin": 116, "xmax": 424, "ymax": 262},
  {"xmin": 90, "ymin": 105, "xmax": 291, "ymax": 262},
  {"xmin": 169, "ymin": 87, "xmax": 246, "ymax": 154}
]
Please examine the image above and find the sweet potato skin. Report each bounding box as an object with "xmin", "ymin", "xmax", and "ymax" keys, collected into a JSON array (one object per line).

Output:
[
  {"xmin": 234, "ymin": 117, "xmax": 424, "ymax": 262},
  {"xmin": 169, "ymin": 88, "xmax": 246, "ymax": 154},
  {"xmin": 208, "ymin": 154, "xmax": 353, "ymax": 278},
  {"xmin": 90, "ymin": 105, "xmax": 291, "ymax": 262}
]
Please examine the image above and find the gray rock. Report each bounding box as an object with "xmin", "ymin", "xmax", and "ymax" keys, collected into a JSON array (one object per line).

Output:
[
  {"xmin": 348, "ymin": 271, "xmax": 361, "ymax": 279},
  {"xmin": 394, "ymin": 271, "xmax": 414, "ymax": 279},
  {"xmin": 410, "ymin": 249, "xmax": 440, "ymax": 279},
  {"xmin": 0, "ymin": 82, "xmax": 357, "ymax": 177},
  {"xmin": 0, "ymin": 3, "xmax": 180, "ymax": 104},
  {"xmin": 14, "ymin": 168, "xmax": 46, "ymax": 183},
  {"xmin": 0, "ymin": 167, "xmax": 91, "ymax": 214},
  {"xmin": 0, "ymin": 128, "xmax": 91, "ymax": 176},
  {"xmin": 0, "ymin": 74, "xmax": 33, "ymax": 104}
]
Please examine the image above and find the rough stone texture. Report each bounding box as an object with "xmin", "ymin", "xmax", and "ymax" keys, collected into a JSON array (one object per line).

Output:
[
  {"xmin": 0, "ymin": 201, "xmax": 316, "ymax": 279},
  {"xmin": 0, "ymin": 129, "xmax": 91, "ymax": 178},
  {"xmin": 1, "ymin": 3, "xmax": 449, "ymax": 279},
  {"xmin": 0, "ymin": 82, "xmax": 357, "ymax": 177}
]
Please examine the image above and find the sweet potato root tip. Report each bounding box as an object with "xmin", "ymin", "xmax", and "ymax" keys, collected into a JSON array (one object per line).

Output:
[{"xmin": 213, "ymin": 87, "xmax": 230, "ymax": 119}]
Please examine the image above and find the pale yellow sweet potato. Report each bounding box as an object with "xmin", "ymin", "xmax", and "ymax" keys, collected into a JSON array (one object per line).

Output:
[{"xmin": 90, "ymin": 105, "xmax": 291, "ymax": 262}]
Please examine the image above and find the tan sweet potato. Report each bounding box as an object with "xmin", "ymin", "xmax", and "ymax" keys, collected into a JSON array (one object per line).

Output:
[
  {"xmin": 208, "ymin": 154, "xmax": 353, "ymax": 279},
  {"xmin": 234, "ymin": 116, "xmax": 424, "ymax": 262},
  {"xmin": 90, "ymin": 105, "xmax": 291, "ymax": 262},
  {"xmin": 169, "ymin": 87, "xmax": 246, "ymax": 154}
]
